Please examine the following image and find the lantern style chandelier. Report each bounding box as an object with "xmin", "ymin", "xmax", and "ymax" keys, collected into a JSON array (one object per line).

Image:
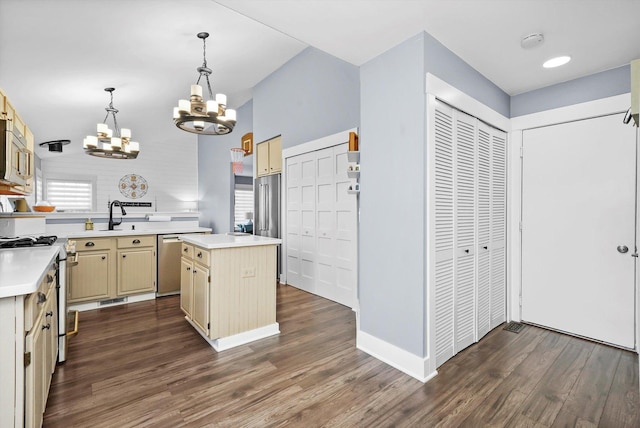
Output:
[
  {"xmin": 173, "ymin": 32, "xmax": 236, "ymax": 135},
  {"xmin": 83, "ymin": 88, "xmax": 139, "ymax": 159}
]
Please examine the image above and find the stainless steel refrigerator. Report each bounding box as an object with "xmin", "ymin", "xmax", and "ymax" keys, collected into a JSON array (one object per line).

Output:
[{"xmin": 254, "ymin": 173, "xmax": 281, "ymax": 278}]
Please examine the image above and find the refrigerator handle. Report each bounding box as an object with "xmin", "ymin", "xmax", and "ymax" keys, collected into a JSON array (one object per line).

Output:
[{"xmin": 265, "ymin": 183, "xmax": 269, "ymax": 231}]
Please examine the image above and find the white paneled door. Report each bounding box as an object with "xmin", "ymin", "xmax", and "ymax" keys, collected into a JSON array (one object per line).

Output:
[
  {"xmin": 285, "ymin": 143, "xmax": 357, "ymax": 308},
  {"xmin": 521, "ymin": 114, "xmax": 636, "ymax": 349}
]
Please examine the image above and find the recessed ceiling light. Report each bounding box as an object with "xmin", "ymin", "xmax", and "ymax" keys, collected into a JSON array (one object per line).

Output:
[{"xmin": 543, "ymin": 56, "xmax": 571, "ymax": 68}]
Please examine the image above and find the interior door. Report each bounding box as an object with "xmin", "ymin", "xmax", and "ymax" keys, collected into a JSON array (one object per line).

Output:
[{"xmin": 521, "ymin": 113, "xmax": 636, "ymax": 349}]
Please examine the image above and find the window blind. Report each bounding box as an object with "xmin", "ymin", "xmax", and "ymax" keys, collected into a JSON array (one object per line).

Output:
[
  {"xmin": 234, "ymin": 186, "xmax": 253, "ymax": 226},
  {"xmin": 45, "ymin": 178, "xmax": 93, "ymax": 211}
]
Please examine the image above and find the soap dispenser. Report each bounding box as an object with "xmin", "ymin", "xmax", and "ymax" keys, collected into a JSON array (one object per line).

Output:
[{"xmin": 85, "ymin": 218, "xmax": 94, "ymax": 230}]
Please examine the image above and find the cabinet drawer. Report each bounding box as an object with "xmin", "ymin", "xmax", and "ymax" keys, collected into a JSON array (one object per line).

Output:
[
  {"xmin": 193, "ymin": 247, "xmax": 210, "ymax": 266},
  {"xmin": 75, "ymin": 237, "xmax": 112, "ymax": 251},
  {"xmin": 117, "ymin": 235, "xmax": 155, "ymax": 248},
  {"xmin": 182, "ymin": 243, "xmax": 194, "ymax": 259}
]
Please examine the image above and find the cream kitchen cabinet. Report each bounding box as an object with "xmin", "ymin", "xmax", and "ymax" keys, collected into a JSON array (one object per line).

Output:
[
  {"xmin": 180, "ymin": 243, "xmax": 210, "ymax": 334},
  {"xmin": 116, "ymin": 236, "xmax": 156, "ymax": 295},
  {"xmin": 68, "ymin": 235, "xmax": 157, "ymax": 304},
  {"xmin": 24, "ymin": 259, "xmax": 58, "ymax": 428},
  {"xmin": 67, "ymin": 238, "xmax": 114, "ymax": 303},
  {"xmin": 256, "ymin": 136, "xmax": 282, "ymax": 177}
]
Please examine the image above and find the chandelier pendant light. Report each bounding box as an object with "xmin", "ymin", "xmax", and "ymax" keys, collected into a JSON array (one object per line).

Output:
[
  {"xmin": 83, "ymin": 88, "xmax": 140, "ymax": 159},
  {"xmin": 173, "ymin": 32, "xmax": 236, "ymax": 135}
]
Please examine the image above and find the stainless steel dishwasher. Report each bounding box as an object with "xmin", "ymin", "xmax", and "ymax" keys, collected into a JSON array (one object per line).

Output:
[{"xmin": 157, "ymin": 234, "xmax": 186, "ymax": 296}]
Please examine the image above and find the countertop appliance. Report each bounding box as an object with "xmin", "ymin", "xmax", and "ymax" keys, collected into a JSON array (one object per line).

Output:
[{"xmin": 254, "ymin": 174, "xmax": 281, "ymax": 277}]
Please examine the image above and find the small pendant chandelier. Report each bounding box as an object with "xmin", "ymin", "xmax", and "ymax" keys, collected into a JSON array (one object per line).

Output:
[
  {"xmin": 83, "ymin": 88, "xmax": 140, "ymax": 159},
  {"xmin": 173, "ymin": 32, "xmax": 236, "ymax": 135}
]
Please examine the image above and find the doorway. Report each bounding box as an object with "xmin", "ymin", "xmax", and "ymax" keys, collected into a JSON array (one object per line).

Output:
[{"xmin": 521, "ymin": 113, "xmax": 636, "ymax": 349}]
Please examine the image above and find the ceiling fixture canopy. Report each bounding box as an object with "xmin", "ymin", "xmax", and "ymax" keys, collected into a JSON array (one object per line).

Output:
[
  {"xmin": 173, "ymin": 32, "xmax": 236, "ymax": 135},
  {"xmin": 83, "ymin": 88, "xmax": 139, "ymax": 159},
  {"xmin": 39, "ymin": 139, "xmax": 70, "ymax": 153}
]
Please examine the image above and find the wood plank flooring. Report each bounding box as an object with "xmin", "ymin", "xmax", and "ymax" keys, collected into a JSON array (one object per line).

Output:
[{"xmin": 44, "ymin": 285, "xmax": 639, "ymax": 427}]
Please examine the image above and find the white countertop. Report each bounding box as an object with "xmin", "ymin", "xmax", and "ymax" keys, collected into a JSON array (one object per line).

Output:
[
  {"xmin": 180, "ymin": 234, "xmax": 282, "ymax": 249},
  {"xmin": 64, "ymin": 226, "xmax": 212, "ymax": 239},
  {"xmin": 0, "ymin": 246, "xmax": 59, "ymax": 298}
]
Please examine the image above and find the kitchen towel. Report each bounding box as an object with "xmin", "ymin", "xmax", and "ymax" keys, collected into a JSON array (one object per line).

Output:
[{"xmin": 146, "ymin": 215, "xmax": 171, "ymax": 222}]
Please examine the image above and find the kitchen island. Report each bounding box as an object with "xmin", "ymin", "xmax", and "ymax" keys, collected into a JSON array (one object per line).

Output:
[{"xmin": 179, "ymin": 233, "xmax": 282, "ymax": 351}]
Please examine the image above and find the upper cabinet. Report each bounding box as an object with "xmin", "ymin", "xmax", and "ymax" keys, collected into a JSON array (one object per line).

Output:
[
  {"xmin": 256, "ymin": 136, "xmax": 282, "ymax": 177},
  {"xmin": 0, "ymin": 86, "xmax": 35, "ymax": 195}
]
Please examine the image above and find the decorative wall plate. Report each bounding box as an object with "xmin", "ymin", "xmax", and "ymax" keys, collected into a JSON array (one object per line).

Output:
[{"xmin": 119, "ymin": 174, "xmax": 148, "ymax": 199}]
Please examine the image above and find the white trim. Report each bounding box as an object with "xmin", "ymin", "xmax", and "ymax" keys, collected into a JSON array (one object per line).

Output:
[
  {"xmin": 511, "ymin": 93, "xmax": 630, "ymax": 130},
  {"xmin": 426, "ymin": 73, "xmax": 511, "ymax": 132},
  {"xmin": 425, "ymin": 93, "xmax": 438, "ymax": 376},
  {"xmin": 281, "ymin": 127, "xmax": 358, "ymax": 159},
  {"xmin": 356, "ymin": 329, "xmax": 437, "ymax": 383},
  {"xmin": 186, "ymin": 318, "xmax": 280, "ymax": 351}
]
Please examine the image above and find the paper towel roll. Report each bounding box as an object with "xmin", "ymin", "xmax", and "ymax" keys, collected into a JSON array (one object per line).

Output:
[{"xmin": 146, "ymin": 215, "xmax": 171, "ymax": 222}]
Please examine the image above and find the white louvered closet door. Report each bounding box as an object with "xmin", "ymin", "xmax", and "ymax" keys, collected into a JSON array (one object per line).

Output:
[
  {"xmin": 315, "ymin": 146, "xmax": 336, "ymax": 300},
  {"xmin": 434, "ymin": 102, "xmax": 455, "ymax": 367},
  {"xmin": 490, "ymin": 129, "xmax": 507, "ymax": 328},
  {"xmin": 454, "ymin": 110, "xmax": 477, "ymax": 353},
  {"xmin": 476, "ymin": 123, "xmax": 492, "ymax": 340},
  {"xmin": 432, "ymin": 99, "xmax": 507, "ymax": 369}
]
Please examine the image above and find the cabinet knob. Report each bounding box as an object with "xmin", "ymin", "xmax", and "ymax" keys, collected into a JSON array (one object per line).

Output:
[
  {"xmin": 483, "ymin": 246, "xmax": 488, "ymax": 250},
  {"xmin": 85, "ymin": 242, "xmax": 95, "ymax": 247},
  {"xmin": 46, "ymin": 274, "xmax": 54, "ymax": 284},
  {"xmin": 197, "ymin": 252, "xmax": 202, "ymax": 258},
  {"xmin": 46, "ymin": 311, "xmax": 53, "ymax": 317},
  {"xmin": 193, "ymin": 269, "xmax": 197, "ymax": 274},
  {"xmin": 101, "ymin": 256, "xmax": 106, "ymax": 260},
  {"xmin": 187, "ymin": 267, "xmax": 191, "ymax": 271},
  {"xmin": 122, "ymin": 254, "xmax": 127, "ymax": 258},
  {"xmin": 37, "ymin": 292, "xmax": 47, "ymax": 304},
  {"xmin": 42, "ymin": 324, "xmax": 50, "ymax": 330},
  {"xmin": 132, "ymin": 239, "xmax": 141, "ymax": 244},
  {"xmin": 184, "ymin": 247, "xmax": 188, "ymax": 252}
]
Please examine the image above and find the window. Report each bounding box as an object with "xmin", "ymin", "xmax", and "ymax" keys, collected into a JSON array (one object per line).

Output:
[
  {"xmin": 45, "ymin": 177, "xmax": 95, "ymax": 211},
  {"xmin": 234, "ymin": 184, "xmax": 253, "ymax": 228}
]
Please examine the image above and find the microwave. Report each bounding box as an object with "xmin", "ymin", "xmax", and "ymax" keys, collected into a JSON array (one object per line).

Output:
[{"xmin": 0, "ymin": 118, "xmax": 33, "ymax": 189}]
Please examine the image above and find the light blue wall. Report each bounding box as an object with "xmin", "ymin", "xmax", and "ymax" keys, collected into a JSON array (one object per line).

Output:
[
  {"xmin": 424, "ymin": 32, "xmax": 511, "ymax": 118},
  {"xmin": 198, "ymin": 99, "xmax": 253, "ymax": 233},
  {"xmin": 359, "ymin": 33, "xmax": 427, "ymax": 356},
  {"xmin": 511, "ymin": 65, "xmax": 630, "ymax": 117},
  {"xmin": 359, "ymin": 32, "xmax": 510, "ymax": 357},
  {"xmin": 252, "ymin": 47, "xmax": 360, "ymax": 147}
]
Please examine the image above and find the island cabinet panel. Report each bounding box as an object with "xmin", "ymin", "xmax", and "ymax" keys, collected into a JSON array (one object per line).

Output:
[
  {"xmin": 180, "ymin": 257, "xmax": 193, "ymax": 317},
  {"xmin": 192, "ymin": 264, "xmax": 210, "ymax": 334},
  {"xmin": 210, "ymin": 245, "xmax": 277, "ymax": 339}
]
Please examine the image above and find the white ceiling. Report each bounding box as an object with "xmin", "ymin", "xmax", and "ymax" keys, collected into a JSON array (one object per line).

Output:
[{"xmin": 1, "ymin": 0, "xmax": 639, "ymax": 159}]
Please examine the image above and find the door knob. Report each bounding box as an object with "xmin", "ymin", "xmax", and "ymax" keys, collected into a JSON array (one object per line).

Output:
[{"xmin": 617, "ymin": 245, "xmax": 629, "ymax": 254}]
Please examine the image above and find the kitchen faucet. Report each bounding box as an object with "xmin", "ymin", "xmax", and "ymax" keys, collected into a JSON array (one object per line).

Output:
[{"xmin": 108, "ymin": 200, "xmax": 127, "ymax": 230}]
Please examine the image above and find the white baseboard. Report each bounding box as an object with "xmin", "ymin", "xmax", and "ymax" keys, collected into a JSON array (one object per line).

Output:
[
  {"xmin": 356, "ymin": 330, "xmax": 437, "ymax": 383},
  {"xmin": 186, "ymin": 318, "xmax": 280, "ymax": 352}
]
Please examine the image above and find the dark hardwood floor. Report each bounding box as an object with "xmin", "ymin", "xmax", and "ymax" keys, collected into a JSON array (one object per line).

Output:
[{"xmin": 44, "ymin": 285, "xmax": 639, "ymax": 427}]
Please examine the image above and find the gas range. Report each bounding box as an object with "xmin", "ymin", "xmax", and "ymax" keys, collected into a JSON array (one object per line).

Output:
[{"xmin": 0, "ymin": 235, "xmax": 58, "ymax": 249}]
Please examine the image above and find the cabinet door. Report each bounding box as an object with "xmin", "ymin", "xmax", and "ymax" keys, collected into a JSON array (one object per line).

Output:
[
  {"xmin": 192, "ymin": 264, "xmax": 209, "ymax": 335},
  {"xmin": 117, "ymin": 248, "xmax": 156, "ymax": 295},
  {"xmin": 256, "ymin": 142, "xmax": 270, "ymax": 176},
  {"xmin": 268, "ymin": 137, "xmax": 282, "ymax": 174},
  {"xmin": 44, "ymin": 287, "xmax": 58, "ymax": 377},
  {"xmin": 25, "ymin": 313, "xmax": 45, "ymax": 428},
  {"xmin": 180, "ymin": 258, "xmax": 193, "ymax": 317},
  {"xmin": 68, "ymin": 251, "xmax": 111, "ymax": 302}
]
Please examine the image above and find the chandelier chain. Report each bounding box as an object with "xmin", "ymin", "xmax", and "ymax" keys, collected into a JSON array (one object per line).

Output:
[{"xmin": 102, "ymin": 90, "xmax": 120, "ymax": 137}]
